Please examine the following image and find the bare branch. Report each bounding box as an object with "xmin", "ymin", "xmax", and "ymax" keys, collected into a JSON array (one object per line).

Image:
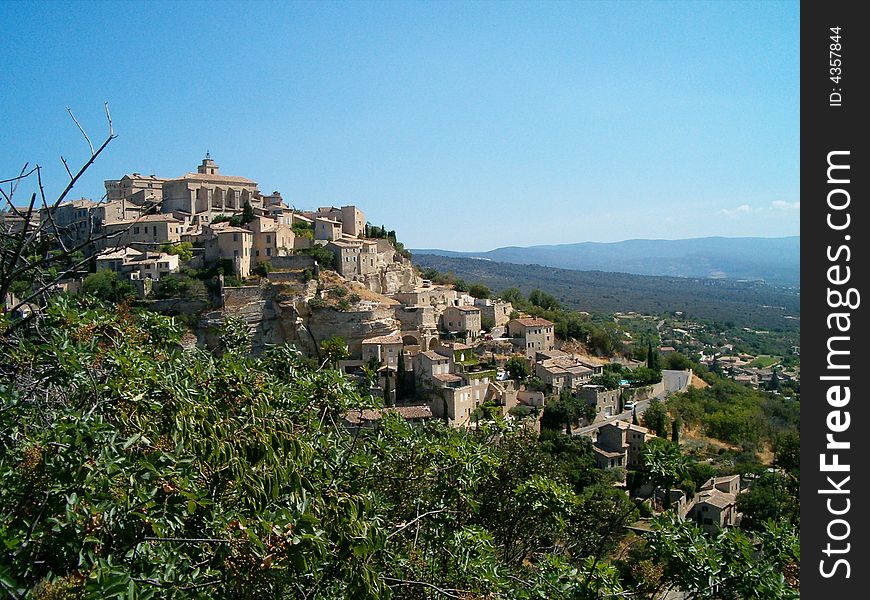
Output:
[
  {"xmin": 104, "ymin": 101, "xmax": 114, "ymax": 137},
  {"xmin": 383, "ymin": 577, "xmax": 465, "ymax": 599},
  {"xmin": 66, "ymin": 106, "xmax": 94, "ymax": 155},
  {"xmin": 387, "ymin": 508, "xmax": 450, "ymax": 540},
  {"xmin": 61, "ymin": 156, "xmax": 74, "ymax": 181}
]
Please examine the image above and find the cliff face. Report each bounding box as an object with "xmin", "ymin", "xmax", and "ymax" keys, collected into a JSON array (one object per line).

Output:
[
  {"xmin": 200, "ymin": 279, "xmax": 399, "ymax": 358},
  {"xmin": 357, "ymin": 260, "xmax": 420, "ymax": 295}
]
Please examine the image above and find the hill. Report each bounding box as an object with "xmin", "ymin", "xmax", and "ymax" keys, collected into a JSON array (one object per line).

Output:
[
  {"xmin": 412, "ymin": 254, "xmax": 800, "ymax": 332},
  {"xmin": 412, "ymin": 236, "xmax": 800, "ymax": 285}
]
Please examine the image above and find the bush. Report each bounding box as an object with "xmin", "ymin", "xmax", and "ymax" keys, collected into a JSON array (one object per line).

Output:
[{"xmin": 81, "ymin": 270, "xmax": 136, "ymax": 303}]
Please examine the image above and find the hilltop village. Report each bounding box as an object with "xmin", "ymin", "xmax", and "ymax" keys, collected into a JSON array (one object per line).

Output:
[
  {"xmin": 3, "ymin": 156, "xmax": 803, "ymax": 540},
  {"xmin": 0, "ymin": 155, "xmax": 801, "ymax": 596}
]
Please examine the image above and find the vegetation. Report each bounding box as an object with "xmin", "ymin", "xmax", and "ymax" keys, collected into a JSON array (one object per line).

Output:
[
  {"xmin": 295, "ymin": 245, "xmax": 335, "ymax": 269},
  {"xmin": 160, "ymin": 242, "xmax": 194, "ymax": 262},
  {"xmin": 81, "ymin": 270, "xmax": 136, "ymax": 303},
  {"xmin": 413, "ymin": 254, "xmax": 800, "ymax": 335},
  {"xmin": 0, "ymin": 297, "xmax": 799, "ymax": 598}
]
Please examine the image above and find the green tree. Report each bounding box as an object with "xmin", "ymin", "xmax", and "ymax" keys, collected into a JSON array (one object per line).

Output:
[
  {"xmin": 320, "ymin": 335, "xmax": 349, "ymax": 369},
  {"xmin": 241, "ymin": 200, "xmax": 255, "ymax": 224},
  {"xmin": 81, "ymin": 269, "xmax": 137, "ymax": 303},
  {"xmin": 642, "ymin": 398, "xmax": 670, "ymax": 437},
  {"xmin": 468, "ymin": 283, "xmax": 491, "ymax": 299},
  {"xmin": 504, "ymin": 356, "xmax": 530, "ymax": 381},
  {"xmin": 641, "ymin": 438, "xmax": 689, "ymax": 509},
  {"xmin": 645, "ymin": 341, "xmax": 660, "ymax": 371}
]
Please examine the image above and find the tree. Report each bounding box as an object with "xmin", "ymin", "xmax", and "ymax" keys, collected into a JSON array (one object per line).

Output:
[
  {"xmin": 646, "ymin": 339, "xmax": 660, "ymax": 371},
  {"xmin": 505, "ymin": 356, "xmax": 530, "ymax": 381},
  {"xmin": 320, "ymin": 335, "xmax": 349, "ymax": 369},
  {"xmin": 241, "ymin": 199, "xmax": 255, "ymax": 224},
  {"xmin": 468, "ymin": 283, "xmax": 491, "ymax": 299},
  {"xmin": 1, "ymin": 104, "xmax": 118, "ymax": 330},
  {"xmin": 670, "ymin": 417, "xmax": 681, "ymax": 443},
  {"xmin": 81, "ymin": 269, "xmax": 136, "ymax": 303},
  {"xmin": 665, "ymin": 351, "xmax": 692, "ymax": 371},
  {"xmin": 642, "ymin": 398, "xmax": 669, "ymax": 437},
  {"xmin": 641, "ymin": 438, "xmax": 689, "ymax": 510}
]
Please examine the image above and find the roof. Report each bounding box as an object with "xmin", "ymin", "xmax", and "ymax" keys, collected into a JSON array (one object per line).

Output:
[
  {"xmin": 315, "ymin": 216, "xmax": 341, "ymax": 224},
  {"xmin": 170, "ymin": 173, "xmax": 257, "ymax": 184},
  {"xmin": 449, "ymin": 305, "xmax": 480, "ymax": 313},
  {"xmin": 214, "ymin": 226, "xmax": 252, "ymax": 234},
  {"xmin": 603, "ymin": 421, "xmax": 650, "ymax": 435},
  {"xmin": 96, "ymin": 247, "xmax": 143, "ymax": 260},
  {"xmin": 436, "ymin": 341, "xmax": 472, "ymax": 351},
  {"xmin": 432, "ymin": 373, "xmax": 463, "ymax": 384},
  {"xmin": 421, "ymin": 351, "xmax": 449, "ymax": 362},
  {"xmin": 593, "ymin": 446, "xmax": 626, "ymax": 459},
  {"xmin": 697, "ymin": 489, "xmax": 736, "ymax": 509},
  {"xmin": 510, "ymin": 317, "xmax": 554, "ymax": 328},
  {"xmin": 328, "ymin": 239, "xmax": 363, "ymax": 248},
  {"xmin": 361, "ymin": 332, "xmax": 403, "ymax": 345}
]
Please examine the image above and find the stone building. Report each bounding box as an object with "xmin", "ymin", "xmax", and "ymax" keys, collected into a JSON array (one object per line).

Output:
[
  {"xmin": 507, "ymin": 317, "xmax": 555, "ymax": 360},
  {"xmin": 161, "ymin": 156, "xmax": 259, "ymax": 224}
]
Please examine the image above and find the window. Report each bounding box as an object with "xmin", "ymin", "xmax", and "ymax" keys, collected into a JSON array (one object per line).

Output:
[
  {"xmin": 256, "ymin": 250, "xmax": 260, "ymax": 257},
  {"xmin": 266, "ymin": 248, "xmax": 272, "ymax": 256},
  {"xmin": 266, "ymin": 235, "xmax": 271, "ymax": 243},
  {"xmin": 234, "ymin": 250, "xmax": 239, "ymax": 258},
  {"xmin": 133, "ymin": 227, "xmax": 140, "ymax": 234},
  {"xmin": 233, "ymin": 233, "xmax": 239, "ymax": 242}
]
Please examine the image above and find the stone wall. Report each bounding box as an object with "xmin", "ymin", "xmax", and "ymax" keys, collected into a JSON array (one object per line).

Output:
[{"xmin": 268, "ymin": 255, "xmax": 316, "ymax": 271}]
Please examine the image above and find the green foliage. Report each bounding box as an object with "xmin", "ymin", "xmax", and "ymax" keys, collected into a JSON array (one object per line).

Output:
[
  {"xmin": 467, "ymin": 284, "xmax": 491, "ymax": 299},
  {"xmin": 81, "ymin": 270, "xmax": 137, "ymax": 303},
  {"xmin": 296, "ymin": 245, "xmax": 334, "ymax": 269},
  {"xmin": 0, "ymin": 298, "xmax": 798, "ymax": 597},
  {"xmin": 319, "ymin": 336, "xmax": 349, "ymax": 368},
  {"xmin": 667, "ymin": 376, "xmax": 798, "ymax": 447},
  {"xmin": 218, "ymin": 315, "xmax": 252, "ymax": 354},
  {"xmin": 642, "ymin": 398, "xmax": 669, "ymax": 437},
  {"xmin": 626, "ymin": 366, "xmax": 662, "ymax": 386},
  {"xmin": 664, "ymin": 351, "xmax": 693, "ymax": 371},
  {"xmin": 160, "ymin": 242, "xmax": 194, "ymax": 262},
  {"xmin": 540, "ymin": 390, "xmax": 593, "ymax": 435},
  {"xmin": 648, "ymin": 514, "xmax": 799, "ymax": 598},
  {"xmin": 504, "ymin": 356, "xmax": 530, "ymax": 381},
  {"xmin": 252, "ymin": 261, "xmax": 271, "ymax": 277},
  {"xmin": 589, "ymin": 372, "xmax": 621, "ymax": 390},
  {"xmin": 151, "ymin": 273, "xmax": 208, "ymax": 301},
  {"xmin": 241, "ymin": 200, "xmax": 255, "ymax": 224}
]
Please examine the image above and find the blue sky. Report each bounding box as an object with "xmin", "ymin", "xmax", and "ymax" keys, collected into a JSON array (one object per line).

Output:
[{"xmin": 0, "ymin": 0, "xmax": 799, "ymax": 251}]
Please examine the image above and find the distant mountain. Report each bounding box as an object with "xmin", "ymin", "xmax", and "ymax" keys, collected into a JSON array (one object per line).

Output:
[{"xmin": 411, "ymin": 236, "xmax": 800, "ymax": 285}]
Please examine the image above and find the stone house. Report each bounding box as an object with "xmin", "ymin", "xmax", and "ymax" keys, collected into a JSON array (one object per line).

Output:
[
  {"xmin": 507, "ymin": 317, "xmax": 555, "ymax": 360},
  {"xmin": 96, "ymin": 247, "xmax": 180, "ymax": 281},
  {"xmin": 441, "ymin": 305, "xmax": 482, "ymax": 337},
  {"xmin": 102, "ymin": 214, "xmax": 185, "ymax": 247},
  {"xmin": 535, "ymin": 356, "xmax": 594, "ymax": 391},
  {"xmin": 314, "ymin": 217, "xmax": 343, "ymax": 241},
  {"xmin": 596, "ymin": 421, "xmax": 653, "ymax": 468},
  {"xmin": 315, "ymin": 205, "xmax": 366, "ymax": 238},
  {"xmin": 579, "ymin": 385, "xmax": 622, "ymax": 420},
  {"xmin": 361, "ymin": 332, "xmax": 404, "ymax": 370},
  {"xmin": 40, "ymin": 198, "xmax": 129, "ymax": 247},
  {"xmin": 690, "ymin": 476, "xmax": 742, "ymax": 534},
  {"xmin": 247, "ymin": 216, "xmax": 294, "ymax": 262},
  {"xmin": 104, "ymin": 173, "xmax": 166, "ymax": 205},
  {"xmin": 326, "ymin": 238, "xmax": 381, "ymax": 279},
  {"xmin": 474, "ymin": 298, "xmax": 514, "ymax": 328}
]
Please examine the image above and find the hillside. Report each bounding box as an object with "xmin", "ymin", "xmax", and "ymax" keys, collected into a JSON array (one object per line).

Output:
[
  {"xmin": 412, "ymin": 236, "xmax": 800, "ymax": 285},
  {"xmin": 412, "ymin": 254, "xmax": 800, "ymax": 332}
]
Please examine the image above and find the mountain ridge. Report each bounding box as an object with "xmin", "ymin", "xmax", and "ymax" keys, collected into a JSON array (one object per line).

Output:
[{"xmin": 411, "ymin": 236, "xmax": 800, "ymax": 285}]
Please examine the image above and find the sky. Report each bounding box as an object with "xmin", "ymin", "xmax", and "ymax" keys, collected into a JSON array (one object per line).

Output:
[{"xmin": 0, "ymin": 0, "xmax": 799, "ymax": 252}]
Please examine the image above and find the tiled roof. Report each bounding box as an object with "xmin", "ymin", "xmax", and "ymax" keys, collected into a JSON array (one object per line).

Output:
[
  {"xmin": 511, "ymin": 317, "xmax": 554, "ymax": 327},
  {"xmin": 361, "ymin": 333, "xmax": 403, "ymax": 345}
]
